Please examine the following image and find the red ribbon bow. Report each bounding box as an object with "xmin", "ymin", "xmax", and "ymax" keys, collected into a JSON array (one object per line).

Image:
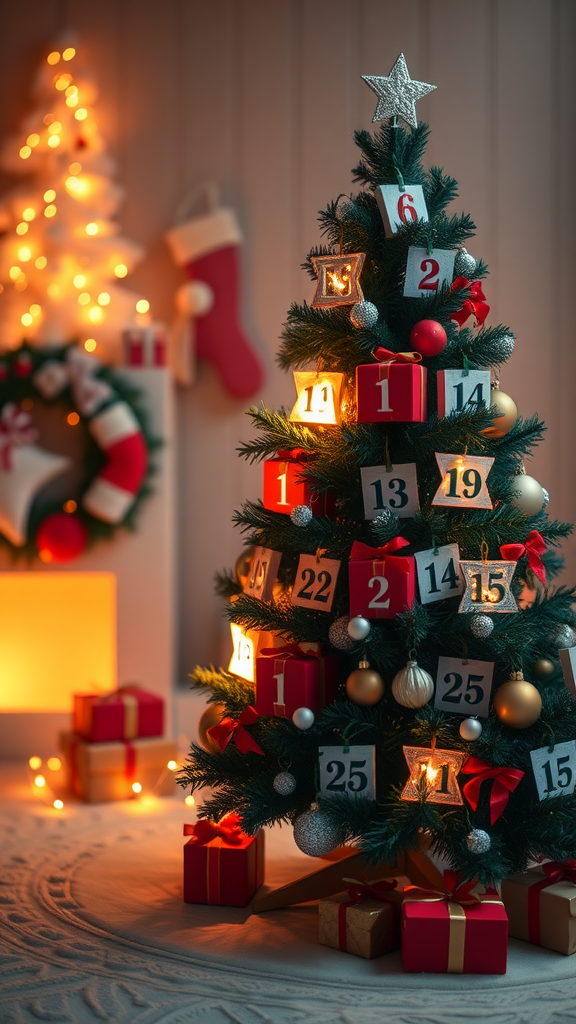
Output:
[
  {"xmin": 344, "ymin": 878, "xmax": 398, "ymax": 904},
  {"xmin": 207, "ymin": 705, "xmax": 264, "ymax": 756},
  {"xmin": 500, "ymin": 531, "xmax": 547, "ymax": 587},
  {"xmin": 259, "ymin": 642, "xmax": 320, "ymax": 660},
  {"xmin": 404, "ymin": 870, "xmax": 482, "ymax": 906},
  {"xmin": 183, "ymin": 812, "xmax": 244, "ymax": 845},
  {"xmin": 461, "ymin": 757, "xmax": 524, "ymax": 824},
  {"xmin": 276, "ymin": 448, "xmax": 314, "ymax": 461},
  {"xmin": 373, "ymin": 347, "xmax": 423, "ymax": 365},
  {"xmin": 350, "ymin": 537, "xmax": 410, "ymax": 561},
  {"xmin": 541, "ymin": 858, "xmax": 576, "ymax": 885},
  {"xmin": 0, "ymin": 402, "xmax": 37, "ymax": 469},
  {"xmin": 450, "ymin": 278, "xmax": 490, "ymax": 327}
]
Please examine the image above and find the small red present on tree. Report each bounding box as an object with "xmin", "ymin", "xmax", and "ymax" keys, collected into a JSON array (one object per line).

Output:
[
  {"xmin": 73, "ymin": 687, "xmax": 164, "ymax": 743},
  {"xmin": 348, "ymin": 538, "xmax": 416, "ymax": 620},
  {"xmin": 263, "ymin": 449, "xmax": 334, "ymax": 515},
  {"xmin": 183, "ymin": 814, "xmax": 265, "ymax": 906},
  {"xmin": 255, "ymin": 643, "xmax": 338, "ymax": 718},
  {"xmin": 123, "ymin": 326, "xmax": 167, "ymax": 367},
  {"xmin": 356, "ymin": 348, "xmax": 427, "ymax": 423}
]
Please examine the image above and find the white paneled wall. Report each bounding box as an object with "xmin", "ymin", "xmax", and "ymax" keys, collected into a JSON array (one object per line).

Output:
[{"xmin": 0, "ymin": 0, "xmax": 575, "ymax": 683}]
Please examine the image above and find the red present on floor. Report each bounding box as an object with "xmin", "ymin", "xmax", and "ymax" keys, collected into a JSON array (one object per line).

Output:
[
  {"xmin": 73, "ymin": 687, "xmax": 164, "ymax": 743},
  {"xmin": 183, "ymin": 814, "xmax": 265, "ymax": 906},
  {"xmin": 255, "ymin": 643, "xmax": 338, "ymax": 718},
  {"xmin": 402, "ymin": 871, "xmax": 508, "ymax": 974},
  {"xmin": 348, "ymin": 538, "xmax": 416, "ymax": 620},
  {"xmin": 123, "ymin": 326, "xmax": 167, "ymax": 367},
  {"xmin": 356, "ymin": 349, "xmax": 427, "ymax": 423},
  {"xmin": 263, "ymin": 449, "xmax": 334, "ymax": 516}
]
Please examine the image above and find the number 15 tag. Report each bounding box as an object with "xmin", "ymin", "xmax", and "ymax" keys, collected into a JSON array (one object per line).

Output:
[
  {"xmin": 531, "ymin": 741, "xmax": 576, "ymax": 801},
  {"xmin": 319, "ymin": 745, "xmax": 376, "ymax": 801}
]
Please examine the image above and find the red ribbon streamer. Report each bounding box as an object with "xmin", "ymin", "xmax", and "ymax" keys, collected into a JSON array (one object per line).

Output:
[
  {"xmin": 500, "ymin": 531, "xmax": 547, "ymax": 587},
  {"xmin": 450, "ymin": 278, "xmax": 490, "ymax": 327},
  {"xmin": 275, "ymin": 448, "xmax": 315, "ymax": 461},
  {"xmin": 207, "ymin": 705, "xmax": 264, "ymax": 756},
  {"xmin": 373, "ymin": 347, "xmax": 423, "ymax": 364},
  {"xmin": 183, "ymin": 812, "xmax": 244, "ymax": 846},
  {"xmin": 527, "ymin": 859, "xmax": 576, "ymax": 944},
  {"xmin": 404, "ymin": 870, "xmax": 483, "ymax": 907},
  {"xmin": 337, "ymin": 879, "xmax": 399, "ymax": 952},
  {"xmin": 350, "ymin": 537, "xmax": 410, "ymax": 561},
  {"xmin": 461, "ymin": 757, "xmax": 524, "ymax": 824}
]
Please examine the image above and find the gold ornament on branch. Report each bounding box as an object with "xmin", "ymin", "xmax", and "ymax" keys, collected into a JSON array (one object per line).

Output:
[
  {"xmin": 198, "ymin": 702, "xmax": 226, "ymax": 752},
  {"xmin": 510, "ymin": 473, "xmax": 545, "ymax": 516},
  {"xmin": 480, "ymin": 388, "xmax": 518, "ymax": 438},
  {"xmin": 493, "ymin": 671, "xmax": 542, "ymax": 729},
  {"xmin": 345, "ymin": 660, "xmax": 384, "ymax": 706},
  {"xmin": 235, "ymin": 546, "xmax": 256, "ymax": 587}
]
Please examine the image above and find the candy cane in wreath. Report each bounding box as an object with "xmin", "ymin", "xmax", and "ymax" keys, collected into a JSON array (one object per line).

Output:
[{"xmin": 82, "ymin": 402, "xmax": 148, "ymax": 524}]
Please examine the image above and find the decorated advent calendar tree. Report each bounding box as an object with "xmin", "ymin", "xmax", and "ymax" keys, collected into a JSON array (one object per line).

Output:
[{"xmin": 179, "ymin": 55, "xmax": 576, "ymax": 888}]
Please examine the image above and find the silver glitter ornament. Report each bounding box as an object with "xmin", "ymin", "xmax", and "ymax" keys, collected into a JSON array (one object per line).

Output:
[
  {"xmin": 542, "ymin": 487, "xmax": 550, "ymax": 507},
  {"xmin": 350, "ymin": 300, "xmax": 379, "ymax": 330},
  {"xmin": 293, "ymin": 805, "xmax": 345, "ymax": 857},
  {"xmin": 466, "ymin": 828, "xmax": 491, "ymax": 854},
  {"xmin": 492, "ymin": 334, "xmax": 515, "ymax": 364},
  {"xmin": 454, "ymin": 247, "xmax": 477, "ymax": 279},
  {"xmin": 362, "ymin": 53, "xmax": 436, "ymax": 128},
  {"xmin": 328, "ymin": 615, "xmax": 357, "ymax": 651},
  {"xmin": 335, "ymin": 195, "xmax": 354, "ymax": 221},
  {"xmin": 552, "ymin": 624, "xmax": 576, "ymax": 649},
  {"xmin": 292, "ymin": 706, "xmax": 315, "ymax": 730},
  {"xmin": 371, "ymin": 507, "xmax": 399, "ymax": 538},
  {"xmin": 470, "ymin": 614, "xmax": 494, "ymax": 639},
  {"xmin": 273, "ymin": 771, "xmax": 297, "ymax": 796},
  {"xmin": 347, "ymin": 615, "xmax": 372, "ymax": 641},
  {"xmin": 459, "ymin": 717, "xmax": 483, "ymax": 741},
  {"xmin": 290, "ymin": 504, "xmax": 313, "ymax": 527}
]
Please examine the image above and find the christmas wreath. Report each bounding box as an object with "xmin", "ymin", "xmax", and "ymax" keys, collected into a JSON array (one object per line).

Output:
[{"xmin": 0, "ymin": 343, "xmax": 159, "ymax": 562}]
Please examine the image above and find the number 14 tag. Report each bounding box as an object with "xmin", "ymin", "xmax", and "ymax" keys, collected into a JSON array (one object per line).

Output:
[
  {"xmin": 531, "ymin": 741, "xmax": 576, "ymax": 801},
  {"xmin": 414, "ymin": 543, "xmax": 463, "ymax": 604},
  {"xmin": 318, "ymin": 745, "xmax": 376, "ymax": 801}
]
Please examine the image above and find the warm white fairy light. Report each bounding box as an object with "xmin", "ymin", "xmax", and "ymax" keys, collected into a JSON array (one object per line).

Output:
[
  {"xmin": 185, "ymin": 794, "xmax": 196, "ymax": 807},
  {"xmin": 28, "ymin": 755, "xmax": 42, "ymax": 770},
  {"xmin": 132, "ymin": 781, "xmax": 142, "ymax": 794},
  {"xmin": 167, "ymin": 760, "xmax": 178, "ymax": 771}
]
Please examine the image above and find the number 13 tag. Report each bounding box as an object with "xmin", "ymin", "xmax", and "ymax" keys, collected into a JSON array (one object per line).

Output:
[
  {"xmin": 360, "ymin": 463, "xmax": 419, "ymax": 520},
  {"xmin": 319, "ymin": 745, "xmax": 376, "ymax": 801},
  {"xmin": 291, "ymin": 554, "xmax": 340, "ymax": 613},
  {"xmin": 531, "ymin": 741, "xmax": 576, "ymax": 801}
]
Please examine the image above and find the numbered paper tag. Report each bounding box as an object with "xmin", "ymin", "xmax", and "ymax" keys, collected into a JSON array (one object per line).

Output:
[
  {"xmin": 291, "ymin": 554, "xmax": 340, "ymax": 613},
  {"xmin": 289, "ymin": 370, "xmax": 344, "ymax": 426},
  {"xmin": 560, "ymin": 647, "xmax": 576, "ymax": 697},
  {"xmin": 360, "ymin": 463, "xmax": 419, "ymax": 520},
  {"xmin": 403, "ymin": 246, "xmax": 456, "ymax": 299},
  {"xmin": 228, "ymin": 623, "xmax": 257, "ymax": 682},
  {"xmin": 434, "ymin": 656, "xmax": 494, "ymax": 717},
  {"xmin": 376, "ymin": 184, "xmax": 429, "ymax": 238},
  {"xmin": 311, "ymin": 252, "xmax": 365, "ymax": 308},
  {"xmin": 437, "ymin": 369, "xmax": 491, "ymax": 418},
  {"xmin": 531, "ymin": 740, "xmax": 576, "ymax": 801},
  {"xmin": 458, "ymin": 559, "xmax": 518, "ymax": 614},
  {"xmin": 401, "ymin": 745, "xmax": 465, "ymax": 806},
  {"xmin": 432, "ymin": 452, "xmax": 494, "ymax": 510},
  {"xmin": 319, "ymin": 745, "xmax": 376, "ymax": 801},
  {"xmin": 415, "ymin": 543, "xmax": 463, "ymax": 604},
  {"xmin": 244, "ymin": 546, "xmax": 282, "ymax": 602}
]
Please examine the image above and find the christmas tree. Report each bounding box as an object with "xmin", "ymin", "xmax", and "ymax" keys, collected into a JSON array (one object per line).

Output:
[{"xmin": 179, "ymin": 55, "xmax": 576, "ymax": 887}]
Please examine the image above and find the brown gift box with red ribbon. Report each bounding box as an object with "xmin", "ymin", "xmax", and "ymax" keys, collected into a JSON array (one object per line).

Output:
[
  {"xmin": 183, "ymin": 815, "xmax": 265, "ymax": 907},
  {"xmin": 59, "ymin": 730, "xmax": 177, "ymax": 803},
  {"xmin": 263, "ymin": 449, "xmax": 335, "ymax": 516},
  {"xmin": 356, "ymin": 348, "xmax": 427, "ymax": 423},
  {"xmin": 255, "ymin": 644, "xmax": 338, "ymax": 718},
  {"xmin": 73, "ymin": 687, "xmax": 164, "ymax": 743},
  {"xmin": 348, "ymin": 539, "xmax": 416, "ymax": 620},
  {"xmin": 501, "ymin": 861, "xmax": 576, "ymax": 955},
  {"xmin": 319, "ymin": 880, "xmax": 402, "ymax": 959}
]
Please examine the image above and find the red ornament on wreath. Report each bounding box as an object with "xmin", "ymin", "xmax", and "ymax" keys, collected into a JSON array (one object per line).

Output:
[
  {"xmin": 409, "ymin": 320, "xmax": 447, "ymax": 358},
  {"xmin": 36, "ymin": 512, "xmax": 89, "ymax": 563}
]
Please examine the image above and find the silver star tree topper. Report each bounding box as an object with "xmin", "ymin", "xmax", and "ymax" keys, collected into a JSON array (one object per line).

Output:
[{"xmin": 362, "ymin": 53, "xmax": 436, "ymax": 128}]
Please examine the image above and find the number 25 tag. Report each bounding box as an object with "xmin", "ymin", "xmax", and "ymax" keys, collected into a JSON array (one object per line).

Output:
[
  {"xmin": 291, "ymin": 554, "xmax": 340, "ymax": 613},
  {"xmin": 434, "ymin": 656, "xmax": 494, "ymax": 718},
  {"xmin": 318, "ymin": 745, "xmax": 376, "ymax": 801},
  {"xmin": 531, "ymin": 741, "xmax": 576, "ymax": 801}
]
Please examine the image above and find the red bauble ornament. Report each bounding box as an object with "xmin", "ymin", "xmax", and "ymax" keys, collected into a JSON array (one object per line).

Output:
[
  {"xmin": 409, "ymin": 320, "xmax": 447, "ymax": 358},
  {"xmin": 36, "ymin": 512, "xmax": 89, "ymax": 563},
  {"xmin": 14, "ymin": 353, "xmax": 32, "ymax": 377}
]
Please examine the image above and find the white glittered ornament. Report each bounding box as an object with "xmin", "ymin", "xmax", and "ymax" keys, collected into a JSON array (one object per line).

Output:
[
  {"xmin": 293, "ymin": 805, "xmax": 345, "ymax": 857},
  {"xmin": 466, "ymin": 828, "xmax": 491, "ymax": 854},
  {"xmin": 454, "ymin": 247, "xmax": 477, "ymax": 278},
  {"xmin": 292, "ymin": 706, "xmax": 315, "ymax": 730},
  {"xmin": 290, "ymin": 504, "xmax": 313, "ymax": 527},
  {"xmin": 350, "ymin": 300, "xmax": 379, "ymax": 329},
  {"xmin": 371, "ymin": 507, "xmax": 399, "ymax": 537},
  {"xmin": 347, "ymin": 615, "xmax": 371, "ymax": 641},
  {"xmin": 459, "ymin": 717, "xmax": 483, "ymax": 741},
  {"xmin": 552, "ymin": 624, "xmax": 576, "ymax": 649},
  {"xmin": 542, "ymin": 487, "xmax": 550, "ymax": 507},
  {"xmin": 328, "ymin": 615, "xmax": 356, "ymax": 651},
  {"xmin": 273, "ymin": 771, "xmax": 297, "ymax": 796},
  {"xmin": 492, "ymin": 333, "xmax": 515, "ymax": 364},
  {"xmin": 470, "ymin": 614, "xmax": 494, "ymax": 639}
]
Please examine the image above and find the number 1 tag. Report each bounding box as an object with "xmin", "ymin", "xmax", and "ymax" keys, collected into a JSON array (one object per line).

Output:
[
  {"xmin": 434, "ymin": 656, "xmax": 494, "ymax": 717},
  {"xmin": 291, "ymin": 554, "xmax": 340, "ymax": 613},
  {"xmin": 414, "ymin": 543, "xmax": 463, "ymax": 604},
  {"xmin": 376, "ymin": 184, "xmax": 429, "ymax": 238},
  {"xmin": 403, "ymin": 246, "xmax": 456, "ymax": 299},
  {"xmin": 318, "ymin": 745, "xmax": 376, "ymax": 801},
  {"xmin": 531, "ymin": 741, "xmax": 576, "ymax": 801},
  {"xmin": 360, "ymin": 463, "xmax": 419, "ymax": 520},
  {"xmin": 244, "ymin": 546, "xmax": 282, "ymax": 602}
]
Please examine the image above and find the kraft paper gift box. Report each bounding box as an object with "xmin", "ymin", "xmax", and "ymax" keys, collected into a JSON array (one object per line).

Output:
[
  {"xmin": 59, "ymin": 730, "xmax": 177, "ymax": 803},
  {"xmin": 183, "ymin": 815, "xmax": 265, "ymax": 906},
  {"xmin": 263, "ymin": 450, "xmax": 335, "ymax": 516},
  {"xmin": 348, "ymin": 539, "xmax": 416, "ymax": 620},
  {"xmin": 73, "ymin": 686, "xmax": 164, "ymax": 743},
  {"xmin": 319, "ymin": 880, "xmax": 402, "ymax": 958},
  {"xmin": 356, "ymin": 351, "xmax": 427, "ymax": 423},
  {"xmin": 501, "ymin": 861, "xmax": 576, "ymax": 955},
  {"xmin": 255, "ymin": 644, "xmax": 338, "ymax": 718}
]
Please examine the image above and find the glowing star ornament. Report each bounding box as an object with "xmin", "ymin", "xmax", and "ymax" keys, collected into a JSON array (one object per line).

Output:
[
  {"xmin": 401, "ymin": 745, "xmax": 465, "ymax": 806},
  {"xmin": 310, "ymin": 253, "xmax": 365, "ymax": 308},
  {"xmin": 362, "ymin": 53, "xmax": 437, "ymax": 128},
  {"xmin": 228, "ymin": 622, "xmax": 257, "ymax": 683},
  {"xmin": 458, "ymin": 559, "xmax": 519, "ymax": 615},
  {"xmin": 432, "ymin": 452, "xmax": 494, "ymax": 510},
  {"xmin": 289, "ymin": 371, "xmax": 345, "ymax": 426}
]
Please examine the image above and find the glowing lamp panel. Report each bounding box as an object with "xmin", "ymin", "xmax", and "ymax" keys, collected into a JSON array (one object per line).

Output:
[{"xmin": 0, "ymin": 572, "xmax": 116, "ymax": 712}]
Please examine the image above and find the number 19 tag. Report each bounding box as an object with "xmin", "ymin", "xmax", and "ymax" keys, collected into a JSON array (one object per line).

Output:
[
  {"xmin": 531, "ymin": 741, "xmax": 576, "ymax": 801},
  {"xmin": 360, "ymin": 463, "xmax": 419, "ymax": 520},
  {"xmin": 432, "ymin": 452, "xmax": 494, "ymax": 510},
  {"xmin": 414, "ymin": 543, "xmax": 463, "ymax": 604},
  {"xmin": 434, "ymin": 656, "xmax": 494, "ymax": 717},
  {"xmin": 318, "ymin": 744, "xmax": 376, "ymax": 801},
  {"xmin": 291, "ymin": 554, "xmax": 340, "ymax": 613}
]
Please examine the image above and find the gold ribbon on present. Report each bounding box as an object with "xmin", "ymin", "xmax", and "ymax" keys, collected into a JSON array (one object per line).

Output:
[
  {"xmin": 260, "ymin": 643, "xmax": 326, "ymax": 716},
  {"xmin": 101, "ymin": 688, "xmax": 140, "ymax": 739}
]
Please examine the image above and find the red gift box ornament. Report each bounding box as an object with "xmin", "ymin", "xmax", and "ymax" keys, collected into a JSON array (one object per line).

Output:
[
  {"xmin": 461, "ymin": 757, "xmax": 525, "ymax": 824},
  {"xmin": 348, "ymin": 536, "xmax": 416, "ymax": 620},
  {"xmin": 207, "ymin": 705, "xmax": 264, "ymax": 755},
  {"xmin": 183, "ymin": 812, "xmax": 265, "ymax": 906},
  {"xmin": 527, "ymin": 859, "xmax": 576, "ymax": 945},
  {"xmin": 338, "ymin": 878, "xmax": 399, "ymax": 952},
  {"xmin": 450, "ymin": 277, "xmax": 490, "ymax": 328},
  {"xmin": 500, "ymin": 531, "xmax": 547, "ymax": 587},
  {"xmin": 356, "ymin": 347, "xmax": 427, "ymax": 424},
  {"xmin": 257, "ymin": 643, "xmax": 336, "ymax": 718}
]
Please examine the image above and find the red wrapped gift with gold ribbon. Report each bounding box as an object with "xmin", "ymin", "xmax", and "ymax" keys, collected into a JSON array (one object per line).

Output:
[
  {"xmin": 73, "ymin": 687, "xmax": 164, "ymax": 743},
  {"xmin": 319, "ymin": 879, "xmax": 402, "ymax": 958},
  {"xmin": 348, "ymin": 538, "xmax": 416, "ymax": 620},
  {"xmin": 183, "ymin": 814, "xmax": 265, "ymax": 906},
  {"xmin": 356, "ymin": 348, "xmax": 427, "ymax": 423},
  {"xmin": 255, "ymin": 643, "xmax": 338, "ymax": 718},
  {"xmin": 263, "ymin": 449, "xmax": 335, "ymax": 516},
  {"xmin": 402, "ymin": 870, "xmax": 508, "ymax": 974},
  {"xmin": 501, "ymin": 861, "xmax": 576, "ymax": 954}
]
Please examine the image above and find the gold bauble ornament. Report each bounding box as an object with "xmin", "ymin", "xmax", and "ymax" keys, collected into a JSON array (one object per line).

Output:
[
  {"xmin": 198, "ymin": 702, "xmax": 226, "ymax": 752},
  {"xmin": 392, "ymin": 659, "xmax": 434, "ymax": 709},
  {"xmin": 480, "ymin": 388, "xmax": 518, "ymax": 438},
  {"xmin": 345, "ymin": 660, "xmax": 384, "ymax": 706},
  {"xmin": 234, "ymin": 546, "xmax": 256, "ymax": 587},
  {"xmin": 510, "ymin": 473, "xmax": 545, "ymax": 516},
  {"xmin": 493, "ymin": 671, "xmax": 542, "ymax": 729},
  {"xmin": 533, "ymin": 658, "xmax": 555, "ymax": 678}
]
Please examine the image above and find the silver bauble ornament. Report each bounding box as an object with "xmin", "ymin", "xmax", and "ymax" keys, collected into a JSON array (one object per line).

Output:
[
  {"xmin": 292, "ymin": 706, "xmax": 315, "ymax": 730},
  {"xmin": 347, "ymin": 615, "xmax": 371, "ymax": 641},
  {"xmin": 454, "ymin": 247, "xmax": 477, "ymax": 279},
  {"xmin": 492, "ymin": 333, "xmax": 515, "ymax": 364},
  {"xmin": 350, "ymin": 300, "xmax": 379, "ymax": 330},
  {"xmin": 293, "ymin": 805, "xmax": 345, "ymax": 857},
  {"xmin": 273, "ymin": 771, "xmax": 297, "ymax": 796},
  {"xmin": 542, "ymin": 487, "xmax": 550, "ymax": 507},
  {"xmin": 391, "ymin": 659, "xmax": 434, "ymax": 709},
  {"xmin": 328, "ymin": 615, "xmax": 356, "ymax": 651},
  {"xmin": 290, "ymin": 504, "xmax": 313, "ymax": 527},
  {"xmin": 552, "ymin": 624, "xmax": 576, "ymax": 649},
  {"xmin": 470, "ymin": 614, "xmax": 494, "ymax": 638},
  {"xmin": 371, "ymin": 506, "xmax": 399, "ymax": 538},
  {"xmin": 335, "ymin": 195, "xmax": 354, "ymax": 220},
  {"xmin": 459, "ymin": 717, "xmax": 483, "ymax": 741},
  {"xmin": 466, "ymin": 828, "xmax": 491, "ymax": 854},
  {"xmin": 510, "ymin": 473, "xmax": 545, "ymax": 516}
]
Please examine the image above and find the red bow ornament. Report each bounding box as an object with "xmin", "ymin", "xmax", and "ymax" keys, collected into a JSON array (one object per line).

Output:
[
  {"xmin": 207, "ymin": 705, "xmax": 264, "ymax": 755},
  {"xmin": 404, "ymin": 869, "xmax": 483, "ymax": 907},
  {"xmin": 450, "ymin": 277, "xmax": 490, "ymax": 327},
  {"xmin": 183, "ymin": 812, "xmax": 244, "ymax": 845},
  {"xmin": 461, "ymin": 757, "xmax": 524, "ymax": 824},
  {"xmin": 349, "ymin": 536, "xmax": 410, "ymax": 562},
  {"xmin": 275, "ymin": 448, "xmax": 315, "ymax": 462},
  {"xmin": 0, "ymin": 402, "xmax": 37, "ymax": 469},
  {"xmin": 500, "ymin": 531, "xmax": 547, "ymax": 587},
  {"xmin": 373, "ymin": 347, "xmax": 423, "ymax": 364},
  {"xmin": 541, "ymin": 858, "xmax": 576, "ymax": 885},
  {"xmin": 343, "ymin": 878, "xmax": 399, "ymax": 904}
]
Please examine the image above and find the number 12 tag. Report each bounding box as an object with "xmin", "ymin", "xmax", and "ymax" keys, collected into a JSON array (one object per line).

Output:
[
  {"xmin": 531, "ymin": 741, "xmax": 576, "ymax": 801},
  {"xmin": 291, "ymin": 554, "xmax": 340, "ymax": 613},
  {"xmin": 434, "ymin": 656, "xmax": 494, "ymax": 718},
  {"xmin": 318, "ymin": 745, "xmax": 376, "ymax": 801},
  {"xmin": 414, "ymin": 543, "xmax": 463, "ymax": 604},
  {"xmin": 360, "ymin": 463, "xmax": 419, "ymax": 520}
]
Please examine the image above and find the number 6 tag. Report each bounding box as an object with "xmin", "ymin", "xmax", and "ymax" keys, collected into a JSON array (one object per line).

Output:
[
  {"xmin": 403, "ymin": 246, "xmax": 456, "ymax": 299},
  {"xmin": 531, "ymin": 741, "xmax": 576, "ymax": 801},
  {"xmin": 291, "ymin": 554, "xmax": 340, "ymax": 613},
  {"xmin": 434, "ymin": 656, "xmax": 494, "ymax": 718},
  {"xmin": 376, "ymin": 184, "xmax": 429, "ymax": 237},
  {"xmin": 318, "ymin": 745, "xmax": 376, "ymax": 801}
]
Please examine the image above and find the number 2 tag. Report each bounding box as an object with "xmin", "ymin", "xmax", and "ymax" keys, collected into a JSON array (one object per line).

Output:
[
  {"xmin": 360, "ymin": 463, "xmax": 419, "ymax": 520},
  {"xmin": 434, "ymin": 656, "xmax": 494, "ymax": 717},
  {"xmin": 318, "ymin": 744, "xmax": 376, "ymax": 801},
  {"xmin": 291, "ymin": 554, "xmax": 340, "ymax": 613},
  {"xmin": 414, "ymin": 543, "xmax": 463, "ymax": 604},
  {"xmin": 531, "ymin": 741, "xmax": 576, "ymax": 801},
  {"xmin": 244, "ymin": 546, "xmax": 282, "ymax": 602},
  {"xmin": 403, "ymin": 246, "xmax": 456, "ymax": 299},
  {"xmin": 376, "ymin": 184, "xmax": 429, "ymax": 238}
]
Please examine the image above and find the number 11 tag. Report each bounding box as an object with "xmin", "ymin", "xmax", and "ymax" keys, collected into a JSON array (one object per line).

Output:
[
  {"xmin": 318, "ymin": 745, "xmax": 376, "ymax": 801},
  {"xmin": 531, "ymin": 741, "xmax": 576, "ymax": 801}
]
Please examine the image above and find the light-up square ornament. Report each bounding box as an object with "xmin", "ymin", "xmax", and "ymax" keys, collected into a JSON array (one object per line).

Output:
[
  {"xmin": 228, "ymin": 623, "xmax": 257, "ymax": 683},
  {"xmin": 432, "ymin": 452, "xmax": 494, "ymax": 510},
  {"xmin": 289, "ymin": 371, "xmax": 344, "ymax": 426},
  {"xmin": 458, "ymin": 560, "xmax": 519, "ymax": 614},
  {"xmin": 311, "ymin": 253, "xmax": 365, "ymax": 308},
  {"xmin": 401, "ymin": 745, "xmax": 465, "ymax": 806}
]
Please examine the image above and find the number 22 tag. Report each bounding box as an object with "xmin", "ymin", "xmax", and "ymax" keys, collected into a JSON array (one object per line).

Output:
[
  {"xmin": 318, "ymin": 745, "xmax": 376, "ymax": 801},
  {"xmin": 531, "ymin": 741, "xmax": 576, "ymax": 801},
  {"xmin": 291, "ymin": 554, "xmax": 340, "ymax": 613}
]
